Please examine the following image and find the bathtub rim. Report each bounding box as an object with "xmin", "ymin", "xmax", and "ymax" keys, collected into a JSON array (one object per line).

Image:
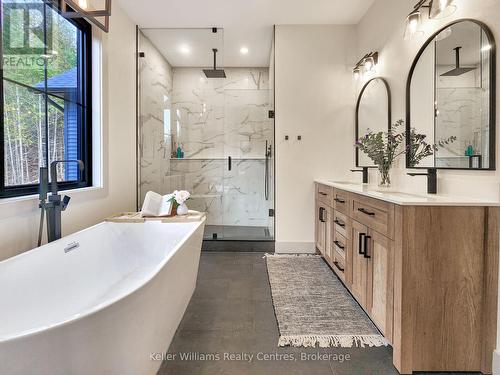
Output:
[{"xmin": 0, "ymin": 218, "xmax": 206, "ymax": 344}]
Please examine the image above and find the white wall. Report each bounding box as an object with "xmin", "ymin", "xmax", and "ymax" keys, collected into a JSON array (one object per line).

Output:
[
  {"xmin": 356, "ymin": 0, "xmax": 500, "ymax": 199},
  {"xmin": 0, "ymin": 3, "xmax": 137, "ymax": 262},
  {"xmin": 355, "ymin": 0, "xmax": 500, "ymax": 372},
  {"xmin": 274, "ymin": 25, "xmax": 357, "ymax": 253}
]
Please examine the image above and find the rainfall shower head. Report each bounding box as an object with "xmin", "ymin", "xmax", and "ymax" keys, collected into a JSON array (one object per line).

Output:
[
  {"xmin": 203, "ymin": 48, "xmax": 226, "ymax": 78},
  {"xmin": 441, "ymin": 46, "xmax": 477, "ymax": 77}
]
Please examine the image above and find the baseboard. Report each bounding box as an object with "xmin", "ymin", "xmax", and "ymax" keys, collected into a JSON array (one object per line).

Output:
[
  {"xmin": 493, "ymin": 350, "xmax": 500, "ymax": 375},
  {"xmin": 275, "ymin": 241, "xmax": 315, "ymax": 254}
]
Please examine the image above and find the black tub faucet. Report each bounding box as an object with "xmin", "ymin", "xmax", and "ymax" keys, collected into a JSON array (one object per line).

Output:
[
  {"xmin": 350, "ymin": 167, "xmax": 369, "ymax": 184},
  {"xmin": 407, "ymin": 168, "xmax": 437, "ymax": 194},
  {"xmin": 39, "ymin": 160, "xmax": 85, "ymax": 244}
]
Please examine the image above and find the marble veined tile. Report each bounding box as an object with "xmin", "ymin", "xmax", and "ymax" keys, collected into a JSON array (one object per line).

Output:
[
  {"xmin": 138, "ymin": 32, "xmax": 174, "ymax": 203},
  {"xmin": 224, "ymin": 89, "xmax": 272, "ymax": 158},
  {"xmin": 140, "ymin": 65, "xmax": 274, "ymax": 227},
  {"xmin": 436, "ymin": 87, "xmax": 483, "ymax": 157},
  {"xmin": 222, "ymin": 160, "xmax": 271, "ymax": 227}
]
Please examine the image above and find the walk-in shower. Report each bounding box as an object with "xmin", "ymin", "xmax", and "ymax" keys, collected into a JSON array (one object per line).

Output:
[{"xmin": 137, "ymin": 27, "xmax": 275, "ymax": 244}]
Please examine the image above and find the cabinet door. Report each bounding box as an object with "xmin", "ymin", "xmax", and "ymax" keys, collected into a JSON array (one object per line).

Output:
[
  {"xmin": 365, "ymin": 230, "xmax": 393, "ymax": 342},
  {"xmin": 324, "ymin": 205, "xmax": 333, "ymax": 262},
  {"xmin": 316, "ymin": 204, "xmax": 326, "ymax": 255},
  {"xmin": 351, "ymin": 220, "xmax": 369, "ymax": 309}
]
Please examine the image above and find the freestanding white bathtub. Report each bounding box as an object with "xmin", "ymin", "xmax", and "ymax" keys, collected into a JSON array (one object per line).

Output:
[{"xmin": 0, "ymin": 218, "xmax": 205, "ymax": 375}]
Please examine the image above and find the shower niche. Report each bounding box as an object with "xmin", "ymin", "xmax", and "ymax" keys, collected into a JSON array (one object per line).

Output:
[{"xmin": 137, "ymin": 28, "xmax": 275, "ymax": 242}]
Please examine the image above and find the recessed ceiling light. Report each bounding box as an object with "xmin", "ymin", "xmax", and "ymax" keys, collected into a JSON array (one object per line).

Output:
[
  {"xmin": 179, "ymin": 45, "xmax": 191, "ymax": 54},
  {"xmin": 240, "ymin": 47, "xmax": 249, "ymax": 55}
]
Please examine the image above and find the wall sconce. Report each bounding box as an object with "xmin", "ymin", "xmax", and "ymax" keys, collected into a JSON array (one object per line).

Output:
[
  {"xmin": 404, "ymin": 0, "xmax": 456, "ymax": 40},
  {"xmin": 353, "ymin": 52, "xmax": 378, "ymax": 80},
  {"xmin": 60, "ymin": 0, "xmax": 112, "ymax": 32}
]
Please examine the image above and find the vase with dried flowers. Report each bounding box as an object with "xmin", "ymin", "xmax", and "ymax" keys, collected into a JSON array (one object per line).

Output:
[
  {"xmin": 355, "ymin": 120, "xmax": 406, "ymax": 188},
  {"xmin": 355, "ymin": 119, "xmax": 456, "ymax": 188},
  {"xmin": 169, "ymin": 190, "xmax": 191, "ymax": 216}
]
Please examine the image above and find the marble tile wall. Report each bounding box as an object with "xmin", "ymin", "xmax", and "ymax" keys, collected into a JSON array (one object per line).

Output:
[
  {"xmin": 138, "ymin": 32, "xmax": 174, "ymax": 203},
  {"xmin": 139, "ymin": 63, "xmax": 274, "ymax": 228},
  {"xmin": 171, "ymin": 68, "xmax": 272, "ymax": 159},
  {"xmin": 435, "ymin": 65, "xmax": 487, "ymax": 168},
  {"xmin": 167, "ymin": 67, "xmax": 273, "ymax": 227}
]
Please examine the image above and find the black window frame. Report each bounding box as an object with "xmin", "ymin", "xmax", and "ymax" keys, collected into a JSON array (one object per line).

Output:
[{"xmin": 0, "ymin": 1, "xmax": 93, "ymax": 199}]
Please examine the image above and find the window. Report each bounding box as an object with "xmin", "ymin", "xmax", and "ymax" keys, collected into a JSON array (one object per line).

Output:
[{"xmin": 0, "ymin": 0, "xmax": 92, "ymax": 198}]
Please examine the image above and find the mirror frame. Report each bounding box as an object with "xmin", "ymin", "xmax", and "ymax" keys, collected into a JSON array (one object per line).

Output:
[
  {"xmin": 355, "ymin": 77, "xmax": 392, "ymax": 167},
  {"xmin": 405, "ymin": 19, "xmax": 496, "ymax": 170}
]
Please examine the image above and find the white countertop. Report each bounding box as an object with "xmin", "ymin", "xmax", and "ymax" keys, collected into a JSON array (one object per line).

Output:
[{"xmin": 315, "ymin": 179, "xmax": 500, "ymax": 206}]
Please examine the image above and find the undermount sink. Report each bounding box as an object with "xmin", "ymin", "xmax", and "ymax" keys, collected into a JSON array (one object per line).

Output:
[
  {"xmin": 327, "ymin": 180, "xmax": 357, "ymax": 185},
  {"xmin": 373, "ymin": 190, "xmax": 428, "ymax": 199}
]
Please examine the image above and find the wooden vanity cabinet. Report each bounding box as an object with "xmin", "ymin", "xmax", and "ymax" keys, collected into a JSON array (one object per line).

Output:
[
  {"xmin": 365, "ymin": 229, "xmax": 393, "ymax": 341},
  {"xmin": 314, "ymin": 182, "xmax": 499, "ymax": 374},
  {"xmin": 316, "ymin": 183, "xmax": 393, "ymax": 341},
  {"xmin": 350, "ymin": 218, "xmax": 394, "ymax": 341},
  {"xmin": 315, "ymin": 185, "xmax": 333, "ymax": 262},
  {"xmin": 351, "ymin": 220, "xmax": 369, "ymax": 308}
]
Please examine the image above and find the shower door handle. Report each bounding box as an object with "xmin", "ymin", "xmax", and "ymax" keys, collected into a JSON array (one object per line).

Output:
[
  {"xmin": 228, "ymin": 156, "xmax": 232, "ymax": 171},
  {"xmin": 265, "ymin": 141, "xmax": 271, "ymax": 201}
]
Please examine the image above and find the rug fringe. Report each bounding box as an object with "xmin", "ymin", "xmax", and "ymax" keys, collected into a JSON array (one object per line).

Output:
[
  {"xmin": 278, "ymin": 334, "xmax": 389, "ymax": 348},
  {"xmin": 264, "ymin": 253, "xmax": 319, "ymax": 259}
]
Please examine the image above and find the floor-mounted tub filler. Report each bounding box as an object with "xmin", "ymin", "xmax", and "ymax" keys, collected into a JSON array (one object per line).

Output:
[{"xmin": 0, "ymin": 218, "xmax": 206, "ymax": 375}]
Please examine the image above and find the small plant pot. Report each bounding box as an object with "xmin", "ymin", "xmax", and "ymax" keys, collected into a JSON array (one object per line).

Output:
[{"xmin": 176, "ymin": 203, "xmax": 189, "ymax": 216}]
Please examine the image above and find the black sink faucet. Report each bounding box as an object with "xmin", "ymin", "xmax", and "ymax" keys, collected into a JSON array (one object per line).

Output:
[
  {"xmin": 407, "ymin": 168, "xmax": 437, "ymax": 194},
  {"xmin": 39, "ymin": 160, "xmax": 85, "ymax": 243},
  {"xmin": 350, "ymin": 167, "xmax": 369, "ymax": 184}
]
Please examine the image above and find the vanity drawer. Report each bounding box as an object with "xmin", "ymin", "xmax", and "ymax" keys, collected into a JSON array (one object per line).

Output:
[
  {"xmin": 351, "ymin": 194, "xmax": 394, "ymax": 239},
  {"xmin": 317, "ymin": 184, "xmax": 333, "ymax": 207},
  {"xmin": 332, "ymin": 250, "xmax": 346, "ymax": 282},
  {"xmin": 333, "ymin": 210, "xmax": 350, "ymax": 239},
  {"xmin": 333, "ymin": 189, "xmax": 350, "ymax": 215},
  {"xmin": 332, "ymin": 231, "xmax": 348, "ymax": 258}
]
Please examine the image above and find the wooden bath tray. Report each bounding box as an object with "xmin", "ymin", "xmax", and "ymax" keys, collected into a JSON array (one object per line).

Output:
[{"xmin": 106, "ymin": 211, "xmax": 206, "ymax": 223}]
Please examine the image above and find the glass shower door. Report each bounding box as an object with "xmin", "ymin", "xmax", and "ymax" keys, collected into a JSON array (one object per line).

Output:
[{"xmin": 221, "ymin": 69, "xmax": 274, "ymax": 241}]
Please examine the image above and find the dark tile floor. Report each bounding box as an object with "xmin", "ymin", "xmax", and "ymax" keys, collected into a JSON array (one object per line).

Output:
[{"xmin": 157, "ymin": 252, "xmax": 479, "ymax": 375}]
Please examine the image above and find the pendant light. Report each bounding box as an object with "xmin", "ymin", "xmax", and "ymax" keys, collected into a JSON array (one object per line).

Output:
[
  {"xmin": 429, "ymin": 0, "xmax": 456, "ymax": 19},
  {"xmin": 353, "ymin": 66, "xmax": 362, "ymax": 81},
  {"xmin": 60, "ymin": 0, "xmax": 112, "ymax": 32},
  {"xmin": 352, "ymin": 52, "xmax": 378, "ymax": 80},
  {"xmin": 404, "ymin": 0, "xmax": 457, "ymax": 40},
  {"xmin": 403, "ymin": 1, "xmax": 425, "ymax": 41}
]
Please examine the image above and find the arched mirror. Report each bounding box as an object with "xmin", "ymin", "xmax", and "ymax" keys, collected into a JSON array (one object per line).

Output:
[
  {"xmin": 406, "ymin": 19, "xmax": 496, "ymax": 170},
  {"xmin": 355, "ymin": 77, "xmax": 391, "ymax": 167}
]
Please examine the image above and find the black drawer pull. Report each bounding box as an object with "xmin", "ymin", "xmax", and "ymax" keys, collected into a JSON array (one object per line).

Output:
[
  {"xmin": 334, "ymin": 219, "xmax": 345, "ymax": 227},
  {"xmin": 358, "ymin": 207, "xmax": 375, "ymax": 216},
  {"xmin": 334, "ymin": 198, "xmax": 346, "ymax": 204},
  {"xmin": 319, "ymin": 192, "xmax": 328, "ymax": 196},
  {"xmin": 333, "ymin": 261, "xmax": 345, "ymax": 272},
  {"xmin": 358, "ymin": 233, "xmax": 366, "ymax": 255},
  {"xmin": 364, "ymin": 235, "xmax": 372, "ymax": 259},
  {"xmin": 333, "ymin": 240, "xmax": 345, "ymax": 250}
]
